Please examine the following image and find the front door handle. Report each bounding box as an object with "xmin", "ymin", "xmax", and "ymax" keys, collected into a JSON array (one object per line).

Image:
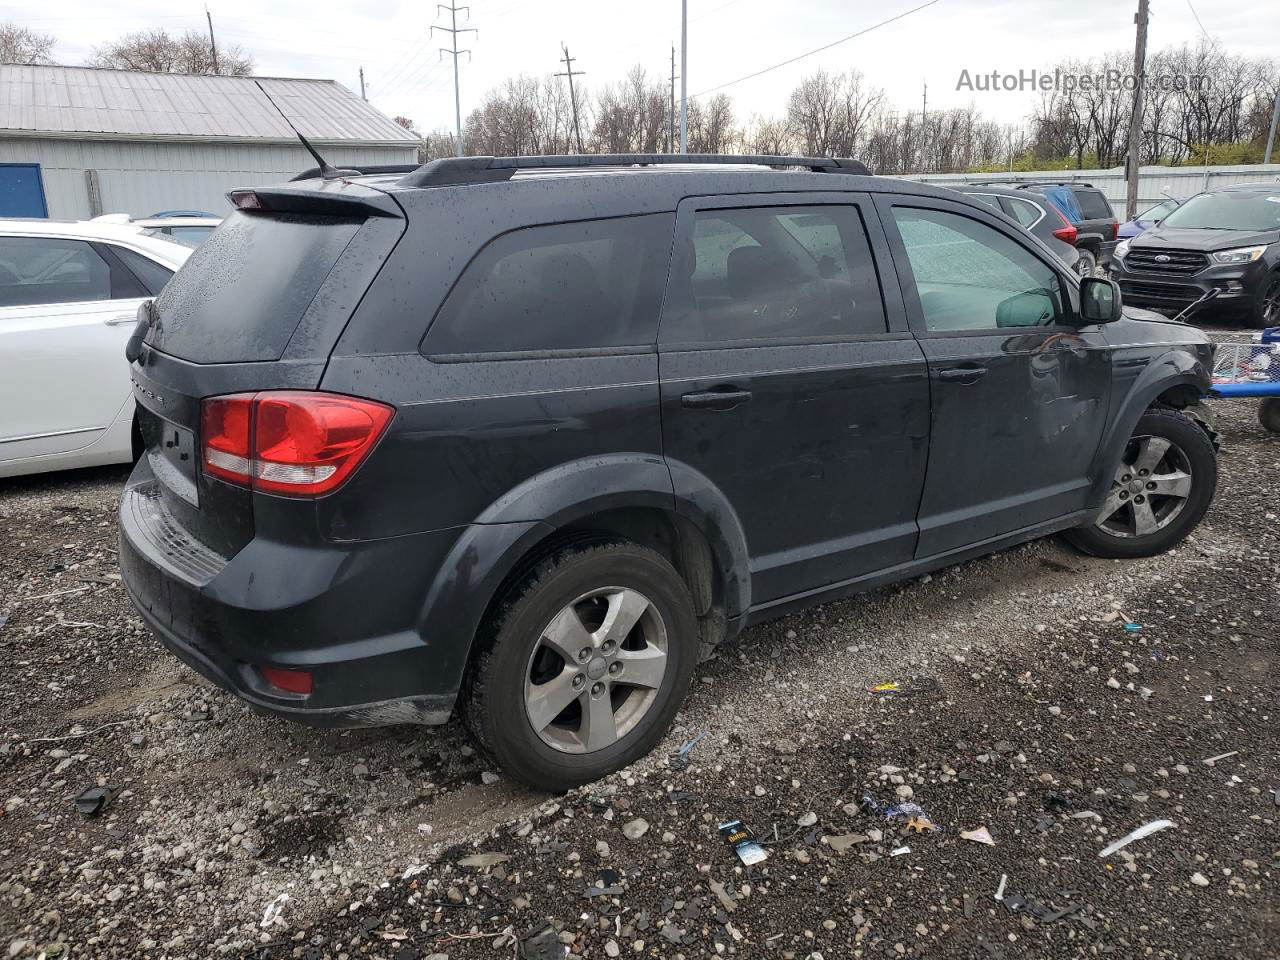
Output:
[
  {"xmin": 104, "ymin": 313, "xmax": 138, "ymax": 326},
  {"xmin": 937, "ymin": 364, "xmax": 988, "ymax": 384},
  {"xmin": 681, "ymin": 387, "xmax": 753, "ymax": 410}
]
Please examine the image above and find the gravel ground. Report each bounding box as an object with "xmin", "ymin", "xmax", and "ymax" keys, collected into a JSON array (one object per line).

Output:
[{"xmin": 2, "ymin": 397, "xmax": 1276, "ymax": 960}]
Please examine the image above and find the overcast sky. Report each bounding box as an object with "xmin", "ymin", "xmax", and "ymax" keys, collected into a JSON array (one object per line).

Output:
[{"xmin": 5, "ymin": 0, "xmax": 1276, "ymax": 135}]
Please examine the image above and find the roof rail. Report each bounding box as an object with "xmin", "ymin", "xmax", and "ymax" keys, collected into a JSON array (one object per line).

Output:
[
  {"xmin": 290, "ymin": 163, "xmax": 421, "ymax": 182},
  {"xmin": 397, "ymin": 153, "xmax": 872, "ymax": 188}
]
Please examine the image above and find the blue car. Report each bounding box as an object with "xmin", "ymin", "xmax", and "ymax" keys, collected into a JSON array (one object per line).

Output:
[{"xmin": 1118, "ymin": 197, "xmax": 1181, "ymax": 239}]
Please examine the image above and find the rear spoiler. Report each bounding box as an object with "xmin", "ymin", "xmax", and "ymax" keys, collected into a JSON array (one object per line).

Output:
[{"xmin": 226, "ymin": 180, "xmax": 402, "ymax": 218}]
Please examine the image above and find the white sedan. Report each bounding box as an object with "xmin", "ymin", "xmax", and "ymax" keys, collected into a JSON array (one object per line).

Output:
[{"xmin": 0, "ymin": 218, "xmax": 192, "ymax": 479}]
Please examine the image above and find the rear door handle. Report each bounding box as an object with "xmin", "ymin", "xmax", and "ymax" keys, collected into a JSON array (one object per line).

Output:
[
  {"xmin": 681, "ymin": 387, "xmax": 753, "ymax": 410},
  {"xmin": 104, "ymin": 313, "xmax": 137, "ymax": 326},
  {"xmin": 937, "ymin": 364, "xmax": 988, "ymax": 383}
]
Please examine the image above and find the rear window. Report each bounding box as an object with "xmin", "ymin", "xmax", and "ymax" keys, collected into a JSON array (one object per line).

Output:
[
  {"xmin": 148, "ymin": 211, "xmax": 362, "ymax": 363},
  {"xmin": 1074, "ymin": 189, "xmax": 1115, "ymax": 221},
  {"xmin": 423, "ymin": 214, "xmax": 673, "ymax": 356}
]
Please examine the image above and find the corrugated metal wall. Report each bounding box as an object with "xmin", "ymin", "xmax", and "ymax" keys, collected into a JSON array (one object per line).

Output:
[
  {"xmin": 909, "ymin": 163, "xmax": 1280, "ymax": 216},
  {"xmin": 0, "ymin": 138, "xmax": 417, "ymax": 219}
]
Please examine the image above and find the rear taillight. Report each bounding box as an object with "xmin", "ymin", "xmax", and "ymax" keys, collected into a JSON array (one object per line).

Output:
[
  {"xmin": 1051, "ymin": 208, "xmax": 1078, "ymax": 245},
  {"xmin": 200, "ymin": 391, "xmax": 393, "ymax": 497},
  {"xmin": 1111, "ymin": 222, "xmax": 1120, "ymax": 241}
]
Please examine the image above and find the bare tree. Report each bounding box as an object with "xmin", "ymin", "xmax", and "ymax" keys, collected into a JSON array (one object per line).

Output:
[
  {"xmin": 0, "ymin": 22, "xmax": 55, "ymax": 64},
  {"xmin": 92, "ymin": 29, "xmax": 252, "ymax": 76}
]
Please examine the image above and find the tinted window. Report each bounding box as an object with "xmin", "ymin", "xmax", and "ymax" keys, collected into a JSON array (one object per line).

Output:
[
  {"xmin": 112, "ymin": 247, "xmax": 174, "ymax": 295},
  {"xmin": 167, "ymin": 226, "xmax": 216, "ymax": 246},
  {"xmin": 150, "ymin": 211, "xmax": 362, "ymax": 363},
  {"xmin": 892, "ymin": 207, "xmax": 1067, "ymax": 332},
  {"xmin": 0, "ymin": 237, "xmax": 113, "ymax": 307},
  {"xmin": 969, "ymin": 194, "xmax": 1004, "ymax": 213},
  {"xmin": 662, "ymin": 205, "xmax": 886, "ymax": 343},
  {"xmin": 1075, "ymin": 189, "xmax": 1114, "ymax": 220},
  {"xmin": 425, "ymin": 214, "xmax": 673, "ymax": 355},
  {"xmin": 1006, "ymin": 198, "xmax": 1043, "ymax": 228}
]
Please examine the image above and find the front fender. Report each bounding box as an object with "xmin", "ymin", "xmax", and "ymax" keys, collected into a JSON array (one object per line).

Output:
[{"xmin": 1088, "ymin": 348, "xmax": 1211, "ymax": 507}]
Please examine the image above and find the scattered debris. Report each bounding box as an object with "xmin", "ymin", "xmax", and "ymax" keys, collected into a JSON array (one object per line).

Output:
[
  {"xmin": 668, "ymin": 731, "xmax": 707, "ymax": 769},
  {"xmin": 864, "ymin": 677, "xmax": 942, "ymax": 697},
  {"xmin": 518, "ymin": 923, "xmax": 566, "ymax": 960},
  {"xmin": 884, "ymin": 801, "xmax": 927, "ymax": 821},
  {"xmin": 259, "ymin": 892, "xmax": 290, "ymax": 928},
  {"xmin": 719, "ymin": 819, "xmax": 768, "ymax": 866},
  {"xmin": 905, "ymin": 816, "xmax": 937, "ymax": 833},
  {"xmin": 890, "ymin": 845, "xmax": 911, "ymax": 857},
  {"xmin": 458, "ymin": 852, "xmax": 510, "ymax": 868},
  {"xmin": 960, "ymin": 826, "xmax": 996, "ymax": 846},
  {"xmin": 1203, "ymin": 750, "xmax": 1239, "ymax": 765},
  {"xmin": 1123, "ymin": 622, "xmax": 1143, "ymax": 633},
  {"xmin": 621, "ymin": 818, "xmax": 649, "ymax": 840},
  {"xmin": 822, "ymin": 833, "xmax": 867, "ymax": 852},
  {"xmin": 994, "ymin": 873, "xmax": 1008, "ymax": 902},
  {"xmin": 708, "ymin": 878, "xmax": 737, "ymax": 913},
  {"xmin": 1098, "ymin": 818, "xmax": 1176, "ymax": 857},
  {"xmin": 73, "ymin": 785, "xmax": 121, "ymax": 817}
]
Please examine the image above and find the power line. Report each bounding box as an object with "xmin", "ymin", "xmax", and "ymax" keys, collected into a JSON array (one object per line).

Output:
[
  {"xmin": 691, "ymin": 0, "xmax": 945, "ymax": 98},
  {"xmin": 1184, "ymin": 0, "xmax": 1223, "ymax": 60}
]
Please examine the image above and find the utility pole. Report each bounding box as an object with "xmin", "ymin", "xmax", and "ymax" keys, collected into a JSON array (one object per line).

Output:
[
  {"xmin": 680, "ymin": 0, "xmax": 688, "ymax": 154},
  {"xmin": 205, "ymin": 5, "xmax": 219, "ymax": 75},
  {"xmin": 555, "ymin": 44, "xmax": 586, "ymax": 154},
  {"xmin": 669, "ymin": 45, "xmax": 679, "ymax": 154},
  {"xmin": 1124, "ymin": 0, "xmax": 1149, "ymax": 220},
  {"xmin": 359, "ymin": 66, "xmax": 367, "ymax": 101},
  {"xmin": 1265, "ymin": 86, "xmax": 1280, "ymax": 165},
  {"xmin": 920, "ymin": 81, "xmax": 927, "ymax": 173},
  {"xmin": 432, "ymin": 4, "xmax": 477, "ymax": 157}
]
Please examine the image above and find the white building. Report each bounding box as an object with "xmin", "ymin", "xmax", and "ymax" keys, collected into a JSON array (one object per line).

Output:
[{"xmin": 0, "ymin": 64, "xmax": 420, "ymax": 219}]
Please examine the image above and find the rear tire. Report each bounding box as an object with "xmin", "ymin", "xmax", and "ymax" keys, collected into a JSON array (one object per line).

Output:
[
  {"xmin": 463, "ymin": 542, "xmax": 698, "ymax": 792},
  {"xmin": 1075, "ymin": 249, "xmax": 1098, "ymax": 279},
  {"xmin": 1260, "ymin": 397, "xmax": 1280, "ymax": 434},
  {"xmin": 1064, "ymin": 408, "xmax": 1216, "ymax": 559}
]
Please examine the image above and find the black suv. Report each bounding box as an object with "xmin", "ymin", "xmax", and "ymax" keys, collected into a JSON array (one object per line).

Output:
[
  {"xmin": 120, "ymin": 154, "xmax": 1217, "ymax": 791},
  {"xmin": 1110, "ymin": 182, "xmax": 1280, "ymax": 328}
]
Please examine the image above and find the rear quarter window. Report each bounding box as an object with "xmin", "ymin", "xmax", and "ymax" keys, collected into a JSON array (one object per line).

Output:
[
  {"xmin": 1075, "ymin": 189, "xmax": 1115, "ymax": 220},
  {"xmin": 422, "ymin": 214, "xmax": 674, "ymax": 356}
]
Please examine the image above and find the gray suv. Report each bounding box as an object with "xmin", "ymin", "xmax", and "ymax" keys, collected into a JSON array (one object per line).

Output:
[{"xmin": 120, "ymin": 154, "xmax": 1218, "ymax": 791}]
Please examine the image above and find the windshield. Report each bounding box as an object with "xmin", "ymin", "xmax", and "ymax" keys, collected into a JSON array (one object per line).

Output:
[
  {"xmin": 1160, "ymin": 191, "xmax": 1280, "ymax": 232},
  {"xmin": 1139, "ymin": 199, "xmax": 1177, "ymax": 222}
]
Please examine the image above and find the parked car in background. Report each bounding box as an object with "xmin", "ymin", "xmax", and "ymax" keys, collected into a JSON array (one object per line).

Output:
[
  {"xmin": 951, "ymin": 184, "xmax": 1081, "ymax": 271},
  {"xmin": 1118, "ymin": 196, "xmax": 1182, "ymax": 239},
  {"xmin": 978, "ymin": 181, "xmax": 1119, "ymax": 278},
  {"xmin": 1110, "ymin": 182, "xmax": 1280, "ymax": 328},
  {"xmin": 120, "ymin": 154, "xmax": 1218, "ymax": 792},
  {"xmin": 0, "ymin": 218, "xmax": 190, "ymax": 478},
  {"xmin": 93, "ymin": 213, "xmax": 222, "ymax": 247}
]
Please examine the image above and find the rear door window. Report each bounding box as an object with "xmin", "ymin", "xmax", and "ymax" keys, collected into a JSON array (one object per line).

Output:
[
  {"xmin": 424, "ymin": 214, "xmax": 674, "ymax": 356},
  {"xmin": 0, "ymin": 237, "xmax": 114, "ymax": 307},
  {"xmin": 148, "ymin": 211, "xmax": 362, "ymax": 363},
  {"xmin": 110, "ymin": 247, "xmax": 174, "ymax": 296},
  {"xmin": 1004, "ymin": 197, "xmax": 1044, "ymax": 228},
  {"xmin": 661, "ymin": 205, "xmax": 886, "ymax": 343}
]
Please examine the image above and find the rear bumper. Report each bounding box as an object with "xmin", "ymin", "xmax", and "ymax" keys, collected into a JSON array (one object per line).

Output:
[{"xmin": 118, "ymin": 464, "xmax": 466, "ymax": 727}]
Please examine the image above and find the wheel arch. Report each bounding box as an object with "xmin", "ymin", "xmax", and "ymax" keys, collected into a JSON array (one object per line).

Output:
[
  {"xmin": 1088, "ymin": 349, "xmax": 1211, "ymax": 506},
  {"xmin": 415, "ymin": 454, "xmax": 751, "ymax": 710}
]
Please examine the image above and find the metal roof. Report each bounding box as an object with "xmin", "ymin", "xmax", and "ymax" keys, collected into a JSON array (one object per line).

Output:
[{"xmin": 0, "ymin": 64, "xmax": 419, "ymax": 145}]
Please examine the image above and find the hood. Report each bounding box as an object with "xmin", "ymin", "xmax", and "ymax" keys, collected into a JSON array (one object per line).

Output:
[
  {"xmin": 1117, "ymin": 218, "xmax": 1148, "ymax": 239},
  {"xmin": 1133, "ymin": 226, "xmax": 1280, "ymax": 252}
]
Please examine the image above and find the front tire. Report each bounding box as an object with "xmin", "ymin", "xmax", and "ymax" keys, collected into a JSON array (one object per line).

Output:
[
  {"xmin": 1260, "ymin": 398, "xmax": 1280, "ymax": 434},
  {"xmin": 1064, "ymin": 408, "xmax": 1217, "ymax": 559},
  {"xmin": 1249, "ymin": 271, "xmax": 1280, "ymax": 330},
  {"xmin": 463, "ymin": 542, "xmax": 698, "ymax": 792}
]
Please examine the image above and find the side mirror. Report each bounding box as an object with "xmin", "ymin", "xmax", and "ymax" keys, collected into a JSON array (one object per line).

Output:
[{"xmin": 1079, "ymin": 277, "xmax": 1123, "ymax": 324}]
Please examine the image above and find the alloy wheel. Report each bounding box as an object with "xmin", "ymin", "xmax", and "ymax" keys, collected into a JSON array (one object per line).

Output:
[
  {"xmin": 524, "ymin": 587, "xmax": 668, "ymax": 754},
  {"xmin": 1262, "ymin": 278, "xmax": 1280, "ymax": 327},
  {"xmin": 1095, "ymin": 435, "xmax": 1194, "ymax": 538}
]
